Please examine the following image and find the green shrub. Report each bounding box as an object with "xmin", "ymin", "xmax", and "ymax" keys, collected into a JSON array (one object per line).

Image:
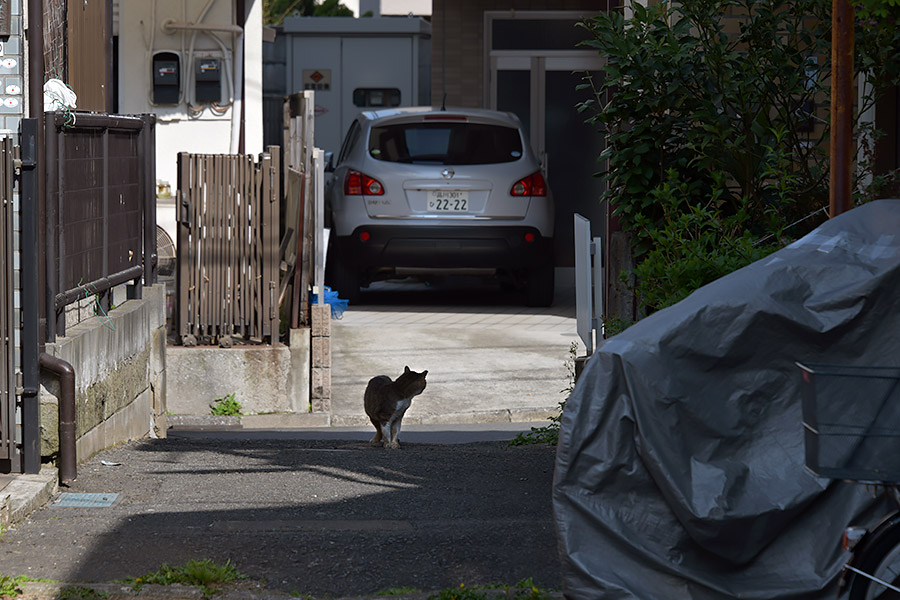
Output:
[
  {"xmin": 578, "ymin": 0, "xmax": 900, "ymax": 313},
  {"xmin": 629, "ymin": 170, "xmax": 778, "ymax": 312},
  {"xmin": 130, "ymin": 559, "xmax": 245, "ymax": 598},
  {"xmin": 0, "ymin": 574, "xmax": 26, "ymax": 598},
  {"xmin": 427, "ymin": 585, "xmax": 488, "ymax": 600},
  {"xmin": 56, "ymin": 586, "xmax": 110, "ymax": 600},
  {"xmin": 209, "ymin": 393, "xmax": 242, "ymax": 417}
]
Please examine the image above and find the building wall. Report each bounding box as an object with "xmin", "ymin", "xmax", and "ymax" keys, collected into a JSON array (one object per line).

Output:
[
  {"xmin": 117, "ymin": 0, "xmax": 264, "ymax": 191},
  {"xmin": 431, "ymin": 0, "xmax": 605, "ymax": 109},
  {"xmin": 39, "ymin": 285, "xmax": 168, "ymax": 462},
  {"xmin": 279, "ymin": 17, "xmax": 432, "ymax": 155}
]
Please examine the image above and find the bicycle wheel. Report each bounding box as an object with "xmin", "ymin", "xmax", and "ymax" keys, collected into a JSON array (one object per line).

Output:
[{"xmin": 849, "ymin": 522, "xmax": 900, "ymax": 599}]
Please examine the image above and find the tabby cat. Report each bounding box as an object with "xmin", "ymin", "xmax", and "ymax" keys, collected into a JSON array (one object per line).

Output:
[{"xmin": 364, "ymin": 366, "xmax": 428, "ymax": 449}]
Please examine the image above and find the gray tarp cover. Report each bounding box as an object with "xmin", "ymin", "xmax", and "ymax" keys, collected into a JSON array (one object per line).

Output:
[{"xmin": 553, "ymin": 200, "xmax": 900, "ymax": 599}]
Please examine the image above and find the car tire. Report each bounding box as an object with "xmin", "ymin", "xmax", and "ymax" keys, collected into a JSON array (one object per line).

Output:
[
  {"xmin": 331, "ymin": 256, "xmax": 361, "ymax": 305},
  {"xmin": 525, "ymin": 264, "xmax": 554, "ymax": 307}
]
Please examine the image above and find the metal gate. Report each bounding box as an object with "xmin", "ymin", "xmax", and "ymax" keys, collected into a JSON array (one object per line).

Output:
[
  {"xmin": 176, "ymin": 148, "xmax": 281, "ymax": 345},
  {"xmin": 0, "ymin": 137, "xmax": 17, "ymax": 460}
]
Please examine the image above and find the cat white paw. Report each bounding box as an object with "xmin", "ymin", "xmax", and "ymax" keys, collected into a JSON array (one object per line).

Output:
[{"xmin": 385, "ymin": 441, "xmax": 400, "ymax": 449}]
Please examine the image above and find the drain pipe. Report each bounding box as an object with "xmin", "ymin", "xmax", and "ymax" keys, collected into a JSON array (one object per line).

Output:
[{"xmin": 38, "ymin": 353, "xmax": 76, "ymax": 484}]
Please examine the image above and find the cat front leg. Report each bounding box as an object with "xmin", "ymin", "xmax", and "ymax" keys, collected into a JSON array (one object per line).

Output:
[
  {"xmin": 387, "ymin": 419, "xmax": 402, "ymax": 449},
  {"xmin": 380, "ymin": 422, "xmax": 393, "ymax": 448}
]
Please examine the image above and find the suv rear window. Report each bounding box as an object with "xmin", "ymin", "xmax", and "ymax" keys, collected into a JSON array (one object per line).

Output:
[{"xmin": 368, "ymin": 122, "xmax": 523, "ymax": 165}]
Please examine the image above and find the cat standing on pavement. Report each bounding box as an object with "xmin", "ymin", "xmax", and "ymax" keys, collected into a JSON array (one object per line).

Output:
[{"xmin": 364, "ymin": 366, "xmax": 427, "ymax": 449}]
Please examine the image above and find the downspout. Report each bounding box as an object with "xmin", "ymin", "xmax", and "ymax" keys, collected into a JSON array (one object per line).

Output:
[{"xmin": 38, "ymin": 353, "xmax": 76, "ymax": 484}]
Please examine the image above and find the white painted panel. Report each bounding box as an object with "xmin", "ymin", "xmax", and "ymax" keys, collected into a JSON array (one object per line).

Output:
[
  {"xmin": 155, "ymin": 120, "xmax": 231, "ymax": 189},
  {"xmin": 289, "ymin": 37, "xmax": 342, "ymax": 155},
  {"xmin": 340, "ymin": 37, "xmax": 414, "ymax": 154}
]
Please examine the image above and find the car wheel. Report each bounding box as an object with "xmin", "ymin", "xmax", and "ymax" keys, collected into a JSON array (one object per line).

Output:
[
  {"xmin": 525, "ymin": 264, "xmax": 554, "ymax": 307},
  {"xmin": 330, "ymin": 256, "xmax": 361, "ymax": 305}
]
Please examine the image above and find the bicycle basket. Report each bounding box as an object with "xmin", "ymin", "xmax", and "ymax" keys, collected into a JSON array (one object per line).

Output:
[{"xmin": 798, "ymin": 362, "xmax": 900, "ymax": 482}]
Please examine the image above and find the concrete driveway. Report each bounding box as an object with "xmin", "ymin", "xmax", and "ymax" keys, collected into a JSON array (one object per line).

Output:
[{"xmin": 330, "ymin": 273, "xmax": 582, "ymax": 427}]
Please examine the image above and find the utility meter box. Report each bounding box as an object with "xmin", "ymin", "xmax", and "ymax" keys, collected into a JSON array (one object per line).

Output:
[
  {"xmin": 195, "ymin": 58, "xmax": 221, "ymax": 104},
  {"xmin": 152, "ymin": 52, "xmax": 180, "ymax": 105}
]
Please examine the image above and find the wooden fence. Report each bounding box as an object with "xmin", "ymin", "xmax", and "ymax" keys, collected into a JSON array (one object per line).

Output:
[
  {"xmin": 176, "ymin": 148, "xmax": 281, "ymax": 346},
  {"xmin": 282, "ymin": 91, "xmax": 316, "ymax": 328}
]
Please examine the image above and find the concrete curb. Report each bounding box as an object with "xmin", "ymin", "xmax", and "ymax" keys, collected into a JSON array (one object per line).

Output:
[
  {"xmin": 4, "ymin": 466, "xmax": 58, "ymax": 526},
  {"xmin": 168, "ymin": 408, "xmax": 560, "ymax": 430},
  {"xmin": 328, "ymin": 407, "xmax": 559, "ymax": 426},
  {"xmin": 21, "ymin": 582, "xmax": 208, "ymax": 599}
]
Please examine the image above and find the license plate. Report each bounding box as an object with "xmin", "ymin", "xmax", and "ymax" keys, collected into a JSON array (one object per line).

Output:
[{"xmin": 427, "ymin": 190, "xmax": 469, "ymax": 212}]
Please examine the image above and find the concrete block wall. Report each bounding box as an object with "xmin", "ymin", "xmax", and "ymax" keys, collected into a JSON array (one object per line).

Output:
[
  {"xmin": 167, "ymin": 331, "xmax": 311, "ymax": 416},
  {"xmin": 39, "ymin": 284, "xmax": 167, "ymax": 462},
  {"xmin": 310, "ymin": 304, "xmax": 331, "ymax": 413}
]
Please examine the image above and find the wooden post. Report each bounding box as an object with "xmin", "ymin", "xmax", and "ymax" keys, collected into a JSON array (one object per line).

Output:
[{"xmin": 830, "ymin": 0, "xmax": 854, "ymax": 218}]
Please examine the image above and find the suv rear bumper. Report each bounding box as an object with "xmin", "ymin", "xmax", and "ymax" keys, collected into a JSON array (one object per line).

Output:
[{"xmin": 335, "ymin": 225, "xmax": 553, "ymax": 271}]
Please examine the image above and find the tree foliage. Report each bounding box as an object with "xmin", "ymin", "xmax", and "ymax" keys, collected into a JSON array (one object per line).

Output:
[
  {"xmin": 263, "ymin": 0, "xmax": 353, "ymax": 25},
  {"xmin": 579, "ymin": 0, "xmax": 900, "ymax": 313},
  {"xmin": 857, "ymin": 0, "xmax": 900, "ymax": 20}
]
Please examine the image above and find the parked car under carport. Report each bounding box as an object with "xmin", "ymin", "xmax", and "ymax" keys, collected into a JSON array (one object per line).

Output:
[{"xmin": 325, "ymin": 106, "xmax": 555, "ymax": 306}]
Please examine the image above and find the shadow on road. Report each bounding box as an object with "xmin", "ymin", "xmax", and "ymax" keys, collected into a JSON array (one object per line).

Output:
[
  {"xmin": 346, "ymin": 275, "xmax": 575, "ymax": 319},
  {"xmin": 0, "ymin": 436, "xmax": 559, "ymax": 597}
]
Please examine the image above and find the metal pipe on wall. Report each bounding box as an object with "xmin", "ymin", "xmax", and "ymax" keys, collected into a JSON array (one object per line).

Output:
[
  {"xmin": 38, "ymin": 353, "xmax": 76, "ymax": 484},
  {"xmin": 161, "ymin": 19, "xmax": 243, "ymax": 35}
]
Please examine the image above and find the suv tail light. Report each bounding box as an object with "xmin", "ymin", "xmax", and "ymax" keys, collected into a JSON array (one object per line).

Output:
[
  {"xmin": 510, "ymin": 172, "xmax": 547, "ymax": 197},
  {"xmin": 345, "ymin": 170, "xmax": 385, "ymax": 196}
]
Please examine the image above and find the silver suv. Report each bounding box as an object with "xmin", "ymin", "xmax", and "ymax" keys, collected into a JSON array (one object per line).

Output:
[{"xmin": 325, "ymin": 107, "xmax": 555, "ymax": 306}]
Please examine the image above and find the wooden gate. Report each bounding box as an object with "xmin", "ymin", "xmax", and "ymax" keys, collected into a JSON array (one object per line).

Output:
[
  {"xmin": 176, "ymin": 148, "xmax": 281, "ymax": 346},
  {"xmin": 0, "ymin": 137, "xmax": 16, "ymax": 460}
]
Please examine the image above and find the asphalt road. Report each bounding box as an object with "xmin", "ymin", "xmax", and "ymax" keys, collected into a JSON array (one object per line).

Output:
[{"xmin": 0, "ymin": 433, "xmax": 560, "ymax": 598}]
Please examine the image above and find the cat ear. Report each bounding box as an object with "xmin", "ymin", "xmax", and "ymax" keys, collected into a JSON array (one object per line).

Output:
[
  {"xmin": 422, "ymin": 370, "xmax": 428, "ymax": 376},
  {"xmin": 404, "ymin": 366, "xmax": 410, "ymax": 373}
]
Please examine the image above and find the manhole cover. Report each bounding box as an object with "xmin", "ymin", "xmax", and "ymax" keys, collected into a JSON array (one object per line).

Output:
[{"xmin": 55, "ymin": 493, "xmax": 119, "ymax": 508}]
